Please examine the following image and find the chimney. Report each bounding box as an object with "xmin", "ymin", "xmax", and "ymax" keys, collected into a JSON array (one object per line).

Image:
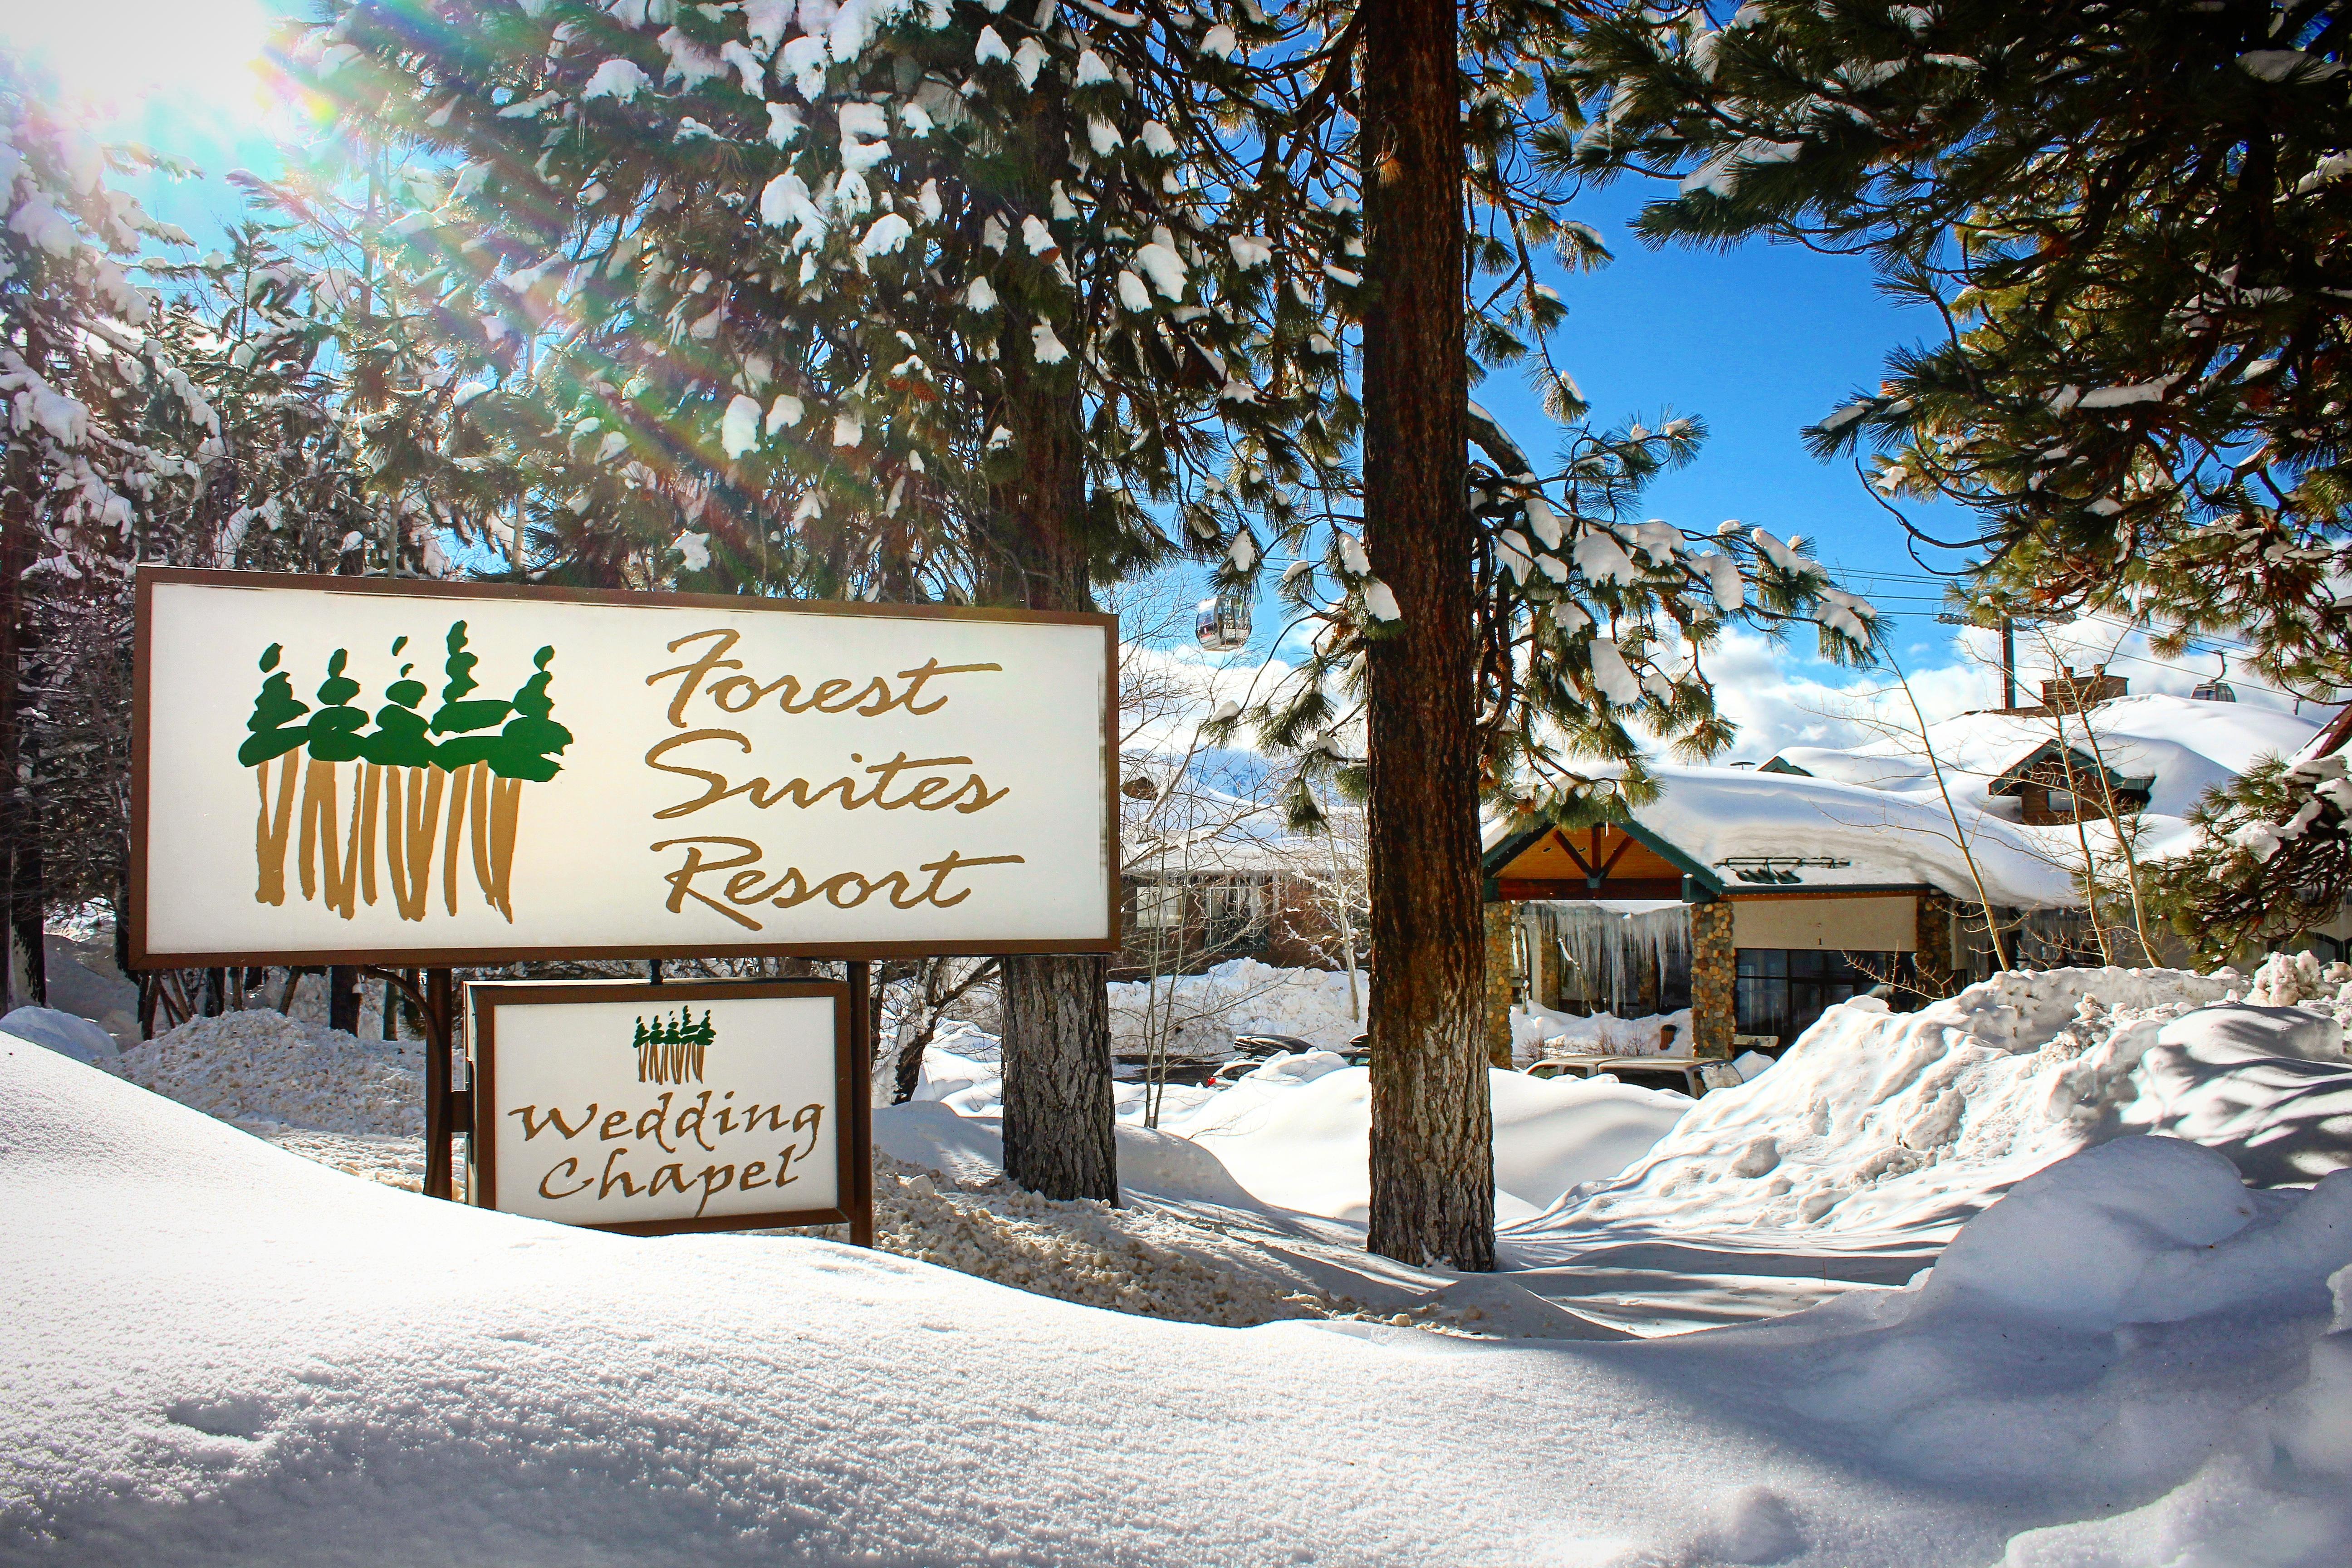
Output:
[{"xmin": 2038, "ymin": 664, "xmax": 2128, "ymax": 715}]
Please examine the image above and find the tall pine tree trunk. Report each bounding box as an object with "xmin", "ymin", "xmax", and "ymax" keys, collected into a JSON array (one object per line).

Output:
[
  {"xmin": 984, "ymin": 384, "xmax": 1117, "ymax": 1202},
  {"xmin": 979, "ymin": 123, "xmax": 1117, "ymax": 1200},
  {"xmin": 1361, "ymin": 0, "xmax": 1494, "ymax": 1269},
  {"xmin": 0, "ymin": 485, "xmax": 43, "ymax": 1012}
]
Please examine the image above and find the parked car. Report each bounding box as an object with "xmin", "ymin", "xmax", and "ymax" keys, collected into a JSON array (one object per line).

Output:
[
  {"xmin": 1338, "ymin": 1033, "xmax": 1372, "ymax": 1067},
  {"xmin": 1230, "ymin": 1033, "xmax": 1315, "ymax": 1060},
  {"xmin": 1207, "ymin": 1058, "xmax": 1265, "ymax": 1089},
  {"xmin": 1525, "ymin": 1053, "xmax": 1730, "ymax": 1098},
  {"xmin": 1112, "ymin": 1054, "xmax": 1221, "ymax": 1086}
]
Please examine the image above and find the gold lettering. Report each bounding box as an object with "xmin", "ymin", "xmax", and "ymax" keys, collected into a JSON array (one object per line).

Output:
[
  {"xmin": 905, "ymin": 850, "xmax": 1027, "ymax": 909},
  {"xmin": 860, "ymin": 753, "xmax": 1011, "ymax": 813},
  {"xmin": 652, "ymin": 836, "xmax": 767, "ymax": 931},
  {"xmin": 648, "ymin": 735, "xmax": 1007, "ymax": 820},
  {"xmin": 739, "ymin": 1102, "xmax": 792, "ymax": 1135},
  {"xmin": 636, "ymin": 1091, "xmax": 678, "ymax": 1154},
  {"xmin": 647, "ymin": 629, "xmax": 744, "ymax": 729},
  {"xmin": 693, "ymin": 1164, "xmax": 736, "ymax": 1217},
  {"xmin": 709, "ymin": 673, "xmax": 796, "ymax": 712},
  {"xmin": 509, "ymin": 1103, "xmax": 595, "ymax": 1140},
  {"xmin": 647, "ymin": 633, "xmax": 1002, "ymax": 727},
  {"xmin": 892, "ymin": 659, "xmax": 1002, "ymax": 715},
  {"xmin": 796, "ymin": 677, "xmax": 855, "ymax": 714},
  {"xmin": 644, "ymin": 730, "xmax": 764, "ymax": 819},
  {"xmin": 538, "ymin": 1158, "xmax": 591, "ymax": 1200},
  {"xmin": 791, "ymin": 1102, "xmax": 825, "ymax": 1165},
  {"xmin": 597, "ymin": 1146, "xmax": 640, "ymax": 1199},
  {"xmin": 676, "ymin": 1092, "xmax": 715, "ymax": 1154},
  {"xmin": 651, "ymin": 838, "xmax": 1025, "ymax": 926}
]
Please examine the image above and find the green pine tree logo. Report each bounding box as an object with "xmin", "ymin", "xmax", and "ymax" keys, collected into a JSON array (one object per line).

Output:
[
  {"xmin": 240, "ymin": 623, "xmax": 574, "ymax": 922},
  {"xmin": 632, "ymin": 1008, "xmax": 716, "ymax": 1085}
]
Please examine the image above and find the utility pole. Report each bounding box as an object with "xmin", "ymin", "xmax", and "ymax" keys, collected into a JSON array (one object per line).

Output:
[
  {"xmin": 1939, "ymin": 608, "xmax": 2023, "ymax": 710},
  {"xmin": 2001, "ymin": 615, "xmax": 2018, "ymax": 710}
]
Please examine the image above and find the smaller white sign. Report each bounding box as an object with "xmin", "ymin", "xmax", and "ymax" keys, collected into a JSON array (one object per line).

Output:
[{"xmin": 469, "ymin": 980, "xmax": 849, "ymax": 1233}]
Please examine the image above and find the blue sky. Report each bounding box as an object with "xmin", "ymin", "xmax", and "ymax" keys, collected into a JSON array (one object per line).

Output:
[{"xmin": 1481, "ymin": 179, "xmax": 1965, "ymax": 625}]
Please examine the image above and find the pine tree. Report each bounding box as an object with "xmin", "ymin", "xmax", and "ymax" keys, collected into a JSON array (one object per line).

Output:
[
  {"xmin": 1562, "ymin": 0, "xmax": 2352, "ymax": 946},
  {"xmin": 1204, "ymin": 0, "xmax": 1872, "ymax": 1269},
  {"xmin": 293, "ymin": 0, "xmax": 1367, "ymax": 1199},
  {"xmin": 4, "ymin": 48, "xmax": 404, "ymax": 1004}
]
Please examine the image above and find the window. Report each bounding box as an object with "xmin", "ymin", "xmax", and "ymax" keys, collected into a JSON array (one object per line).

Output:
[
  {"xmin": 1735, "ymin": 949, "xmax": 1903, "ymax": 1045},
  {"xmin": 1203, "ymin": 881, "xmax": 1267, "ymax": 942},
  {"xmin": 1133, "ymin": 884, "xmax": 1185, "ymax": 929}
]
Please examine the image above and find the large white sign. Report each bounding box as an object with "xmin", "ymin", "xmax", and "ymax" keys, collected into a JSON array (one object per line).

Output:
[
  {"xmin": 468, "ymin": 980, "xmax": 852, "ymax": 1233},
  {"xmin": 132, "ymin": 569, "xmax": 1116, "ymax": 963}
]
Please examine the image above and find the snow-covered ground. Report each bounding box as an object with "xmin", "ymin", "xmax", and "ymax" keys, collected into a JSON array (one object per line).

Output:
[
  {"xmin": 1106, "ymin": 957, "xmax": 1367, "ymax": 1057},
  {"xmin": 5, "ymin": 1023, "xmax": 2351, "ymax": 1566},
  {"xmin": 1501, "ymin": 956, "xmax": 2352, "ymax": 1334},
  {"xmin": 900, "ymin": 1043, "xmax": 1688, "ymax": 1226},
  {"xmin": 101, "ymin": 1009, "xmax": 436, "ymax": 1192},
  {"xmin": 1511, "ymin": 1002, "xmax": 1695, "ymax": 1061},
  {"xmin": 56, "ymin": 951, "xmax": 2352, "ymax": 1341}
]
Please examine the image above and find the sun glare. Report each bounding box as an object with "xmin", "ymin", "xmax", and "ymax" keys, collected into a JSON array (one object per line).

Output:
[{"xmin": 2, "ymin": 0, "xmax": 275, "ymax": 142}]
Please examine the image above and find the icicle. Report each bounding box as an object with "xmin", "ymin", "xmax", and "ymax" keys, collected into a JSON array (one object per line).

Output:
[{"xmin": 1527, "ymin": 901, "xmax": 1691, "ymax": 1019}]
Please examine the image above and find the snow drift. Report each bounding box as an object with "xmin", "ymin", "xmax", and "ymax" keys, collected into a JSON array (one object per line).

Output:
[
  {"xmin": 1518, "ymin": 963, "xmax": 2352, "ymax": 1254},
  {"xmin": 900, "ymin": 1045, "xmax": 1689, "ymax": 1223},
  {"xmin": 1512, "ymin": 1003, "xmax": 1694, "ymax": 1063},
  {"xmin": 102, "ymin": 1009, "xmax": 425, "ymax": 1139},
  {"xmin": 5, "ymin": 1025, "xmax": 2352, "ymax": 1566}
]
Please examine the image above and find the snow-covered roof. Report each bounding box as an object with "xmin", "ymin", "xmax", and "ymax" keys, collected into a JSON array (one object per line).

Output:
[
  {"xmin": 1483, "ymin": 695, "xmax": 2330, "ymax": 911},
  {"xmin": 1772, "ymin": 694, "xmax": 2320, "ymax": 821},
  {"xmin": 1126, "ymin": 833, "xmax": 1351, "ymax": 877},
  {"xmin": 1631, "ymin": 764, "xmax": 2081, "ymax": 908}
]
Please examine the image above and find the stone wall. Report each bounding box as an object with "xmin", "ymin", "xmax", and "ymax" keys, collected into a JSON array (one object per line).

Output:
[
  {"xmin": 1484, "ymin": 903, "xmax": 1516, "ymax": 1068},
  {"xmin": 1914, "ymin": 889, "xmax": 1959, "ymax": 1000},
  {"xmin": 1689, "ymin": 899, "xmax": 1734, "ymax": 1060},
  {"xmin": 1529, "ymin": 908, "xmax": 1561, "ymax": 1010}
]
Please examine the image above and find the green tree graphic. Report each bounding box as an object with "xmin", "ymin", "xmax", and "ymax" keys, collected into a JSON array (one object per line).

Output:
[
  {"xmin": 236, "ymin": 644, "xmax": 313, "ymax": 767},
  {"xmin": 430, "ymin": 621, "xmax": 515, "ymax": 769},
  {"xmin": 361, "ymin": 635, "xmax": 437, "ymax": 769},
  {"xmin": 487, "ymin": 648, "xmax": 574, "ymax": 783},
  {"xmin": 239, "ymin": 621, "xmax": 571, "ymax": 922},
  {"xmin": 304, "ymin": 649, "xmax": 369, "ymax": 764}
]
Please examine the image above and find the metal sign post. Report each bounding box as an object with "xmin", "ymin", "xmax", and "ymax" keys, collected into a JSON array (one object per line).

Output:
[{"xmin": 360, "ymin": 966, "xmax": 462, "ymax": 1200}]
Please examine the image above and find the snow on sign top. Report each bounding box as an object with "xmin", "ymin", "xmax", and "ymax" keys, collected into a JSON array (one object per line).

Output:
[
  {"xmin": 467, "ymin": 980, "xmax": 853, "ymax": 1235},
  {"xmin": 131, "ymin": 569, "xmax": 1117, "ymax": 965}
]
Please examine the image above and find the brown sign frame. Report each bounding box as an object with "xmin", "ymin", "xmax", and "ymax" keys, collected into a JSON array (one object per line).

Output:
[
  {"xmin": 128, "ymin": 565, "xmax": 1122, "ymax": 969},
  {"xmin": 466, "ymin": 978, "xmax": 871, "ymax": 1238}
]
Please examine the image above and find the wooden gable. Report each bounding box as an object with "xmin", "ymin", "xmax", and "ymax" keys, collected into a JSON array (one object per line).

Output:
[{"xmin": 1487, "ymin": 822, "xmax": 1696, "ymax": 902}]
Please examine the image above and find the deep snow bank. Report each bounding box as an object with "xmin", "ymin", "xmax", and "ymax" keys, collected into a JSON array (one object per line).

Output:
[
  {"xmin": 1522, "ymin": 963, "xmax": 2352, "ymax": 1249},
  {"xmin": 5, "ymin": 1029, "xmax": 2352, "ymax": 1566},
  {"xmin": 101, "ymin": 1009, "xmax": 424, "ymax": 1138},
  {"xmin": 909, "ymin": 1046, "xmax": 1688, "ymax": 1223},
  {"xmin": 1167, "ymin": 1063, "xmax": 1689, "ymax": 1223}
]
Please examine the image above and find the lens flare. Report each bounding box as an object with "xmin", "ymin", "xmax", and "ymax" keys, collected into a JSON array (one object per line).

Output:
[{"xmin": 1, "ymin": 0, "xmax": 274, "ymax": 142}]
